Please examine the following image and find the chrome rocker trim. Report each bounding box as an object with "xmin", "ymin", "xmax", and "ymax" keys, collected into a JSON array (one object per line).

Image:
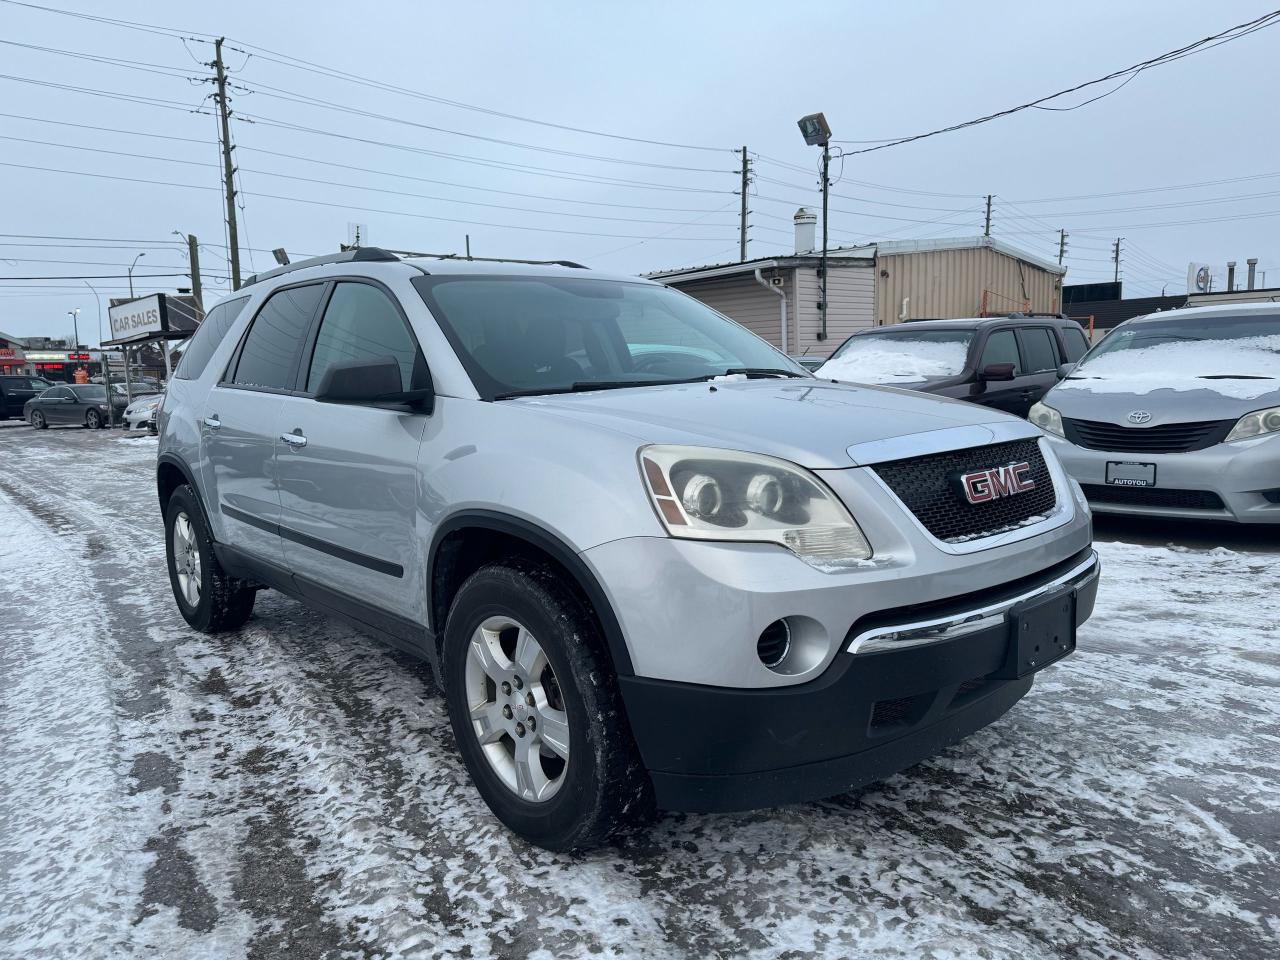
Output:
[{"xmin": 847, "ymin": 550, "xmax": 1099, "ymax": 656}]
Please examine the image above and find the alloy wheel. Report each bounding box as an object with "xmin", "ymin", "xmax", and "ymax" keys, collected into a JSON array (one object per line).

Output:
[
  {"xmin": 464, "ymin": 615, "xmax": 570, "ymax": 802},
  {"xmin": 171, "ymin": 511, "xmax": 202, "ymax": 608},
  {"xmin": 31, "ymin": 411, "xmax": 44, "ymax": 428},
  {"xmin": 86, "ymin": 409, "xmax": 101, "ymax": 429}
]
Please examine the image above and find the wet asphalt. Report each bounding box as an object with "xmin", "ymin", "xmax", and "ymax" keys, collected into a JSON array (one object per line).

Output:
[{"xmin": 0, "ymin": 420, "xmax": 1276, "ymax": 960}]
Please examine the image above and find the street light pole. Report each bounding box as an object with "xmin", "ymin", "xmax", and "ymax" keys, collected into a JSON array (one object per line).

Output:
[
  {"xmin": 128, "ymin": 252, "xmax": 146, "ymax": 298},
  {"xmin": 67, "ymin": 308, "xmax": 80, "ymax": 351},
  {"xmin": 797, "ymin": 112, "xmax": 834, "ymax": 346}
]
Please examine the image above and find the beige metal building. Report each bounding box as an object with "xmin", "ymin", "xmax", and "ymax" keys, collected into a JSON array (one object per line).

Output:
[{"xmin": 648, "ymin": 214, "xmax": 1067, "ymax": 358}]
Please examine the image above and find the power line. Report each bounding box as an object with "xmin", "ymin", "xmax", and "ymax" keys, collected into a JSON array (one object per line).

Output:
[{"xmin": 829, "ymin": 10, "xmax": 1280, "ymax": 155}]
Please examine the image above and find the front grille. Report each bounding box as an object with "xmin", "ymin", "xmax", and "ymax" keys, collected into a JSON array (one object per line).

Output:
[
  {"xmin": 1080, "ymin": 484, "xmax": 1226, "ymax": 511},
  {"xmin": 1063, "ymin": 417, "xmax": 1234, "ymax": 453},
  {"xmin": 869, "ymin": 693, "xmax": 930, "ymax": 731},
  {"xmin": 872, "ymin": 438, "xmax": 1058, "ymax": 543}
]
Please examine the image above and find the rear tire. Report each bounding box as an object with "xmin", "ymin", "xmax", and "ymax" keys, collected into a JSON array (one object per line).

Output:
[
  {"xmin": 30, "ymin": 410, "xmax": 47, "ymax": 429},
  {"xmin": 442, "ymin": 559, "xmax": 652, "ymax": 851},
  {"xmin": 164, "ymin": 484, "xmax": 256, "ymax": 632}
]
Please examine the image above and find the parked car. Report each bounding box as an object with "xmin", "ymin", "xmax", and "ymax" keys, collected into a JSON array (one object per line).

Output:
[
  {"xmin": 1030, "ymin": 302, "xmax": 1280, "ymax": 524},
  {"xmin": 24, "ymin": 382, "xmax": 127, "ymax": 429},
  {"xmin": 123, "ymin": 392, "xmax": 163, "ymax": 431},
  {"xmin": 0, "ymin": 375, "xmax": 54, "ymax": 419},
  {"xmin": 157, "ymin": 249, "xmax": 1098, "ymax": 850},
  {"xmin": 817, "ymin": 314, "xmax": 1092, "ymax": 417}
]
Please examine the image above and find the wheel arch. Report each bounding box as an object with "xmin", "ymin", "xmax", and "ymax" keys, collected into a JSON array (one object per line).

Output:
[
  {"xmin": 428, "ymin": 510, "xmax": 635, "ymax": 678},
  {"xmin": 156, "ymin": 453, "xmax": 214, "ymax": 536}
]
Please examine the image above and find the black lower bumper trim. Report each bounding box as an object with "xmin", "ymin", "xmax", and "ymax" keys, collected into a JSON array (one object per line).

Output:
[{"xmin": 645, "ymin": 678, "xmax": 1031, "ymax": 813}]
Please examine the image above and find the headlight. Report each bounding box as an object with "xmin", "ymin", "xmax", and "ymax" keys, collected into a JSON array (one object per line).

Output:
[
  {"xmin": 1028, "ymin": 401, "xmax": 1065, "ymax": 438},
  {"xmin": 639, "ymin": 445, "xmax": 872, "ymax": 566},
  {"xmin": 1225, "ymin": 405, "xmax": 1280, "ymax": 442}
]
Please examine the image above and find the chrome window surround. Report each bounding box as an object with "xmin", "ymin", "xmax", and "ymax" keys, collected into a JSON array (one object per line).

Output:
[{"xmin": 847, "ymin": 550, "xmax": 1099, "ymax": 656}]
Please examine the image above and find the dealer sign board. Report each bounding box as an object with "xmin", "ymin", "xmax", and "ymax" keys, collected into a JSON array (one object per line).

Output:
[{"xmin": 108, "ymin": 294, "xmax": 169, "ymax": 342}]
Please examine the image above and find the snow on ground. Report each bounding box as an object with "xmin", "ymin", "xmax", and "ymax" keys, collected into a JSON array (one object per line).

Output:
[
  {"xmin": 1061, "ymin": 335, "xmax": 1280, "ymax": 400},
  {"xmin": 818, "ymin": 339, "xmax": 969, "ymax": 385},
  {"xmin": 1, "ymin": 427, "xmax": 1277, "ymax": 960}
]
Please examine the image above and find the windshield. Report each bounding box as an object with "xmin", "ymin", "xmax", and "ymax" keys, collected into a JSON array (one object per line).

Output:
[
  {"xmin": 818, "ymin": 330, "xmax": 973, "ymax": 384},
  {"xmin": 413, "ymin": 275, "xmax": 806, "ymax": 399},
  {"xmin": 1062, "ymin": 313, "xmax": 1280, "ymax": 400}
]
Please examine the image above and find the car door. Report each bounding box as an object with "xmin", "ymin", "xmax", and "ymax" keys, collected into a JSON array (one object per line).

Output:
[
  {"xmin": 40, "ymin": 385, "xmax": 75, "ymax": 424},
  {"xmin": 201, "ymin": 282, "xmax": 327, "ymax": 569},
  {"xmin": 972, "ymin": 329, "xmax": 1027, "ymax": 414},
  {"xmin": 274, "ymin": 280, "xmax": 431, "ymax": 622},
  {"xmin": 1014, "ymin": 326, "xmax": 1065, "ymax": 415}
]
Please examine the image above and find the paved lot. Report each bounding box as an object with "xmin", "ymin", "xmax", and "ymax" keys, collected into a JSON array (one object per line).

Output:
[{"xmin": 1, "ymin": 424, "xmax": 1277, "ymax": 960}]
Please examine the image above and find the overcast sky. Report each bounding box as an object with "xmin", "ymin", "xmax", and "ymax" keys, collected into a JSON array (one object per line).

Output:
[{"xmin": 2, "ymin": 0, "xmax": 1277, "ymax": 343}]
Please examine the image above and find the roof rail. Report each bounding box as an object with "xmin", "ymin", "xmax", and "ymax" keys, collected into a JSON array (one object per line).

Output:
[
  {"xmin": 241, "ymin": 247, "xmax": 400, "ymax": 287},
  {"xmin": 386, "ymin": 249, "xmax": 587, "ymax": 270}
]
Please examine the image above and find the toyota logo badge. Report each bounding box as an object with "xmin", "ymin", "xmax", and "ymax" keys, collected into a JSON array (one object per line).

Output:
[{"xmin": 1127, "ymin": 410, "xmax": 1152, "ymax": 424}]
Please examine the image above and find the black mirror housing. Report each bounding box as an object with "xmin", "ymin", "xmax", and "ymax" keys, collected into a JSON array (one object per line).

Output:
[
  {"xmin": 980, "ymin": 362, "xmax": 1017, "ymax": 382},
  {"xmin": 314, "ymin": 358, "xmax": 433, "ymax": 412}
]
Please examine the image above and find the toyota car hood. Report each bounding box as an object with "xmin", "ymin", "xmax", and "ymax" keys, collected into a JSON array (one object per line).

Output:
[
  {"xmin": 509, "ymin": 378, "xmax": 1029, "ymax": 469},
  {"xmin": 1046, "ymin": 378, "xmax": 1280, "ymax": 426}
]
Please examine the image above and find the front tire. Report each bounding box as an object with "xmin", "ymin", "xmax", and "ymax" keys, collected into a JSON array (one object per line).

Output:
[
  {"xmin": 443, "ymin": 560, "xmax": 651, "ymax": 851},
  {"xmin": 30, "ymin": 410, "xmax": 47, "ymax": 429},
  {"xmin": 164, "ymin": 484, "xmax": 256, "ymax": 632},
  {"xmin": 85, "ymin": 409, "xmax": 103, "ymax": 429}
]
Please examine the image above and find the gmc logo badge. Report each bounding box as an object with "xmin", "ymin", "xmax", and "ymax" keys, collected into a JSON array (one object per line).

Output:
[{"xmin": 958, "ymin": 461, "xmax": 1036, "ymax": 504}]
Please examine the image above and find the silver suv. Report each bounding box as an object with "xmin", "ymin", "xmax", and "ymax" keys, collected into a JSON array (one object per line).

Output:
[{"xmin": 157, "ymin": 248, "xmax": 1099, "ymax": 850}]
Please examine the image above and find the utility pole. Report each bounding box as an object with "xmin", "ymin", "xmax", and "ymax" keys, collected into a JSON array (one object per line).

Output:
[
  {"xmin": 738, "ymin": 146, "xmax": 750, "ymax": 262},
  {"xmin": 1112, "ymin": 237, "xmax": 1123, "ymax": 283},
  {"xmin": 213, "ymin": 38, "xmax": 242, "ymax": 290},
  {"xmin": 187, "ymin": 234, "xmax": 203, "ymax": 314},
  {"xmin": 819, "ymin": 142, "xmax": 829, "ymax": 341},
  {"xmin": 983, "ymin": 195, "xmax": 993, "ymax": 237},
  {"xmin": 1057, "ymin": 229, "xmax": 1068, "ymax": 265}
]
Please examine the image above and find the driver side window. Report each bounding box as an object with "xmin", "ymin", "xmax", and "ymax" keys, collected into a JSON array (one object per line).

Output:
[{"xmin": 980, "ymin": 330, "xmax": 1022, "ymax": 375}]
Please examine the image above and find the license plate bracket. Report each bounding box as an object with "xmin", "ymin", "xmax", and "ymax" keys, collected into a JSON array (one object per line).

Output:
[
  {"xmin": 1002, "ymin": 587, "xmax": 1076, "ymax": 679},
  {"xmin": 1106, "ymin": 461, "xmax": 1157, "ymax": 487}
]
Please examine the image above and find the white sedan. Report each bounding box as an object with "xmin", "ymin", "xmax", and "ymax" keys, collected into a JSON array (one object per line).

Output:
[{"xmin": 122, "ymin": 393, "xmax": 162, "ymax": 431}]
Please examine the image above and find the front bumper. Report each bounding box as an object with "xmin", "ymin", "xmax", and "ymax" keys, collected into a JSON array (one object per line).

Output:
[
  {"xmin": 1045, "ymin": 433, "xmax": 1280, "ymax": 524},
  {"xmin": 619, "ymin": 549, "xmax": 1100, "ymax": 812}
]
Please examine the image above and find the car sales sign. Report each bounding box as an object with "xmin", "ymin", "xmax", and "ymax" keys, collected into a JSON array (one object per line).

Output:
[{"xmin": 108, "ymin": 294, "xmax": 170, "ymax": 343}]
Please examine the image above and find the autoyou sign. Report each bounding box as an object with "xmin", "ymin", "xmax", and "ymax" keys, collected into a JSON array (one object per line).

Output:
[{"xmin": 109, "ymin": 294, "xmax": 168, "ymax": 341}]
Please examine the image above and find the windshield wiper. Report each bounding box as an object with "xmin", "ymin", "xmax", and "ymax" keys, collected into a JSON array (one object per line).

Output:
[
  {"xmin": 494, "ymin": 376, "xmax": 708, "ymax": 400},
  {"xmin": 718, "ymin": 367, "xmax": 808, "ymax": 379},
  {"xmin": 1197, "ymin": 374, "xmax": 1274, "ymax": 380}
]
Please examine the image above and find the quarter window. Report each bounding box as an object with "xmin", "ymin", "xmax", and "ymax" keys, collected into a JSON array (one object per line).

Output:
[
  {"xmin": 176, "ymin": 296, "xmax": 250, "ymax": 380},
  {"xmin": 305, "ymin": 283, "xmax": 426, "ymax": 394},
  {"xmin": 1020, "ymin": 327, "xmax": 1061, "ymax": 373},
  {"xmin": 980, "ymin": 330, "xmax": 1022, "ymax": 375},
  {"xmin": 231, "ymin": 284, "xmax": 325, "ymax": 390}
]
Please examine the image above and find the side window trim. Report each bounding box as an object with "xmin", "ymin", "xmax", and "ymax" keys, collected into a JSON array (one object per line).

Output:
[
  {"xmin": 220, "ymin": 280, "xmax": 330, "ymax": 394},
  {"xmin": 296, "ymin": 275, "xmax": 429, "ymax": 398}
]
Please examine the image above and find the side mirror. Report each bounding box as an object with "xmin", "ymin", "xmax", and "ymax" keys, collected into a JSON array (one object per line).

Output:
[
  {"xmin": 314, "ymin": 358, "xmax": 433, "ymax": 412},
  {"xmin": 980, "ymin": 362, "xmax": 1016, "ymax": 382},
  {"xmin": 1056, "ymin": 362, "xmax": 1075, "ymax": 379}
]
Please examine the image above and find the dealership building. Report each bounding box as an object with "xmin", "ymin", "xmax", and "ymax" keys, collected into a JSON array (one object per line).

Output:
[{"xmin": 646, "ymin": 211, "xmax": 1067, "ymax": 358}]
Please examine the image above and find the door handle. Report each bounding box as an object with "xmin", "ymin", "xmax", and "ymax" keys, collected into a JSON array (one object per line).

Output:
[
  {"xmin": 280, "ymin": 431, "xmax": 307, "ymax": 448},
  {"xmin": 203, "ymin": 415, "xmax": 221, "ymax": 429}
]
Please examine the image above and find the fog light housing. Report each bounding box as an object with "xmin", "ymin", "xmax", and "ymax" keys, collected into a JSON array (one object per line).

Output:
[{"xmin": 756, "ymin": 619, "xmax": 791, "ymax": 667}]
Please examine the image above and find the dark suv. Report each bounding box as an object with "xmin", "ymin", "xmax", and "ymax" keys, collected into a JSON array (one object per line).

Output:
[
  {"xmin": 818, "ymin": 314, "xmax": 1092, "ymax": 418},
  {"xmin": 0, "ymin": 375, "xmax": 54, "ymax": 420}
]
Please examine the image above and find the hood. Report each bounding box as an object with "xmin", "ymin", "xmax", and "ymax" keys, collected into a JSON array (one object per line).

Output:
[
  {"xmin": 1046, "ymin": 377, "xmax": 1280, "ymax": 426},
  {"xmin": 506, "ymin": 378, "xmax": 1022, "ymax": 468}
]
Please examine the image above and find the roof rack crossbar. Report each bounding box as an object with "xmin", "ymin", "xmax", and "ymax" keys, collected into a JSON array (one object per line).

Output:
[
  {"xmin": 386, "ymin": 250, "xmax": 586, "ymax": 269},
  {"xmin": 241, "ymin": 247, "xmax": 400, "ymax": 287}
]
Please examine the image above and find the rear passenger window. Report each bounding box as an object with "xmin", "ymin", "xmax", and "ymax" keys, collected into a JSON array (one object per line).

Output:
[
  {"xmin": 1062, "ymin": 327, "xmax": 1090, "ymax": 362},
  {"xmin": 175, "ymin": 296, "xmax": 249, "ymax": 380},
  {"xmin": 231, "ymin": 284, "xmax": 324, "ymax": 390},
  {"xmin": 305, "ymin": 283, "xmax": 426, "ymax": 393},
  {"xmin": 980, "ymin": 330, "xmax": 1022, "ymax": 374},
  {"xmin": 1020, "ymin": 327, "xmax": 1061, "ymax": 373}
]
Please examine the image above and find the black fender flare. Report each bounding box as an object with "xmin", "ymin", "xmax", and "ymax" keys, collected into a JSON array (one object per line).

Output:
[
  {"xmin": 156, "ymin": 453, "xmax": 216, "ymax": 537},
  {"xmin": 427, "ymin": 510, "xmax": 635, "ymax": 677}
]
